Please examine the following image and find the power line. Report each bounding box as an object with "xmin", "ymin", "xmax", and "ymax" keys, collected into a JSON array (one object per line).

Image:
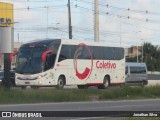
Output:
[{"xmin": 76, "ymin": 0, "xmax": 160, "ymax": 16}]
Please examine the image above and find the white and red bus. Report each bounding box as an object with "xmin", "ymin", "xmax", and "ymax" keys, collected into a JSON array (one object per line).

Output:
[{"xmin": 15, "ymin": 39, "xmax": 125, "ymax": 89}]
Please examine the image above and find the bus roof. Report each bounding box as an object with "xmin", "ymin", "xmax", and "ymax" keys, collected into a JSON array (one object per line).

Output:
[
  {"xmin": 61, "ymin": 39, "xmax": 123, "ymax": 48},
  {"xmin": 21, "ymin": 39, "xmax": 61, "ymax": 47},
  {"xmin": 22, "ymin": 38, "xmax": 124, "ymax": 48}
]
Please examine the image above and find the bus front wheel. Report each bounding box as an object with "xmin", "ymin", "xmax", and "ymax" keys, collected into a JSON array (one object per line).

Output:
[{"xmin": 56, "ymin": 76, "xmax": 65, "ymax": 89}]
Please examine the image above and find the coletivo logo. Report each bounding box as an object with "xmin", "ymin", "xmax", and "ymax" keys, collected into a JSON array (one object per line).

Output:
[
  {"xmin": 96, "ymin": 61, "xmax": 116, "ymax": 69},
  {"xmin": 74, "ymin": 43, "xmax": 93, "ymax": 80}
]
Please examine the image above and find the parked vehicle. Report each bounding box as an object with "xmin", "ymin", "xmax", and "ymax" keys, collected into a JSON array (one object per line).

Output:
[
  {"xmin": 0, "ymin": 71, "xmax": 3, "ymax": 83},
  {"xmin": 125, "ymin": 62, "xmax": 148, "ymax": 86},
  {"xmin": 0, "ymin": 70, "xmax": 15, "ymax": 86}
]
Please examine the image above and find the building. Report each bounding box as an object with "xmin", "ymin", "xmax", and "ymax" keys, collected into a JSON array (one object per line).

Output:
[{"xmin": 125, "ymin": 46, "xmax": 143, "ymax": 58}]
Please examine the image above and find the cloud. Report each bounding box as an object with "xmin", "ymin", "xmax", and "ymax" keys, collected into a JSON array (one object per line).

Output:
[{"xmin": 2, "ymin": 0, "xmax": 160, "ymax": 46}]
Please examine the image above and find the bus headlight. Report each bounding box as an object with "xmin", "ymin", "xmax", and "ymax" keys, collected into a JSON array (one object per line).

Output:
[
  {"xmin": 38, "ymin": 76, "xmax": 42, "ymax": 79},
  {"xmin": 38, "ymin": 81, "xmax": 42, "ymax": 84},
  {"xmin": 35, "ymin": 76, "xmax": 42, "ymax": 79}
]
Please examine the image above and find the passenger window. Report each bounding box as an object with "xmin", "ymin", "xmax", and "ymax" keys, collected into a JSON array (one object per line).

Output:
[
  {"xmin": 82, "ymin": 47, "xmax": 89, "ymax": 59},
  {"xmin": 93, "ymin": 47, "xmax": 104, "ymax": 60},
  {"xmin": 58, "ymin": 45, "xmax": 70, "ymax": 62},
  {"xmin": 115, "ymin": 48, "xmax": 124, "ymax": 60},
  {"xmin": 104, "ymin": 47, "xmax": 115, "ymax": 60}
]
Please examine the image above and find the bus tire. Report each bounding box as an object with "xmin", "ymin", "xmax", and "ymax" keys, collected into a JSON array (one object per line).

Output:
[
  {"xmin": 77, "ymin": 85, "xmax": 88, "ymax": 89},
  {"xmin": 56, "ymin": 76, "xmax": 65, "ymax": 89},
  {"xmin": 98, "ymin": 76, "xmax": 110, "ymax": 89}
]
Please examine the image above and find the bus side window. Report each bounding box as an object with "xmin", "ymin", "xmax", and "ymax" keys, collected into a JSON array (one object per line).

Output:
[
  {"xmin": 58, "ymin": 45, "xmax": 71, "ymax": 62},
  {"xmin": 104, "ymin": 47, "xmax": 115, "ymax": 60}
]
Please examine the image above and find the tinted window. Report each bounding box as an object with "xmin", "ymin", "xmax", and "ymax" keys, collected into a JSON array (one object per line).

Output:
[
  {"xmin": 93, "ymin": 47, "xmax": 104, "ymax": 60},
  {"xmin": 74, "ymin": 45, "xmax": 83, "ymax": 59},
  {"xmin": 104, "ymin": 47, "xmax": 115, "ymax": 60},
  {"xmin": 0, "ymin": 72, "xmax": 4, "ymax": 77},
  {"xmin": 45, "ymin": 53, "xmax": 57, "ymax": 70},
  {"xmin": 82, "ymin": 46, "xmax": 93, "ymax": 59},
  {"xmin": 49, "ymin": 42, "xmax": 60, "ymax": 53},
  {"xmin": 130, "ymin": 67, "xmax": 146, "ymax": 74},
  {"xmin": 58, "ymin": 45, "xmax": 76, "ymax": 62},
  {"xmin": 58, "ymin": 45, "xmax": 124, "ymax": 61},
  {"xmin": 115, "ymin": 48, "xmax": 124, "ymax": 60},
  {"xmin": 58, "ymin": 45, "xmax": 70, "ymax": 62}
]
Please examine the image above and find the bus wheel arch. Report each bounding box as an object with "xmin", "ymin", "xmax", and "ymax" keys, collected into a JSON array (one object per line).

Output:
[
  {"xmin": 98, "ymin": 75, "xmax": 110, "ymax": 89},
  {"xmin": 56, "ymin": 75, "xmax": 66, "ymax": 89}
]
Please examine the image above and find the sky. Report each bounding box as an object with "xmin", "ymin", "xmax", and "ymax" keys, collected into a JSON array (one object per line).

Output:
[{"xmin": 1, "ymin": 0, "xmax": 160, "ymax": 48}]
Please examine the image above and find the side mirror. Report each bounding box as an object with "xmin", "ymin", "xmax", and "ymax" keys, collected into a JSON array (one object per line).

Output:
[{"xmin": 41, "ymin": 50, "xmax": 53, "ymax": 62}]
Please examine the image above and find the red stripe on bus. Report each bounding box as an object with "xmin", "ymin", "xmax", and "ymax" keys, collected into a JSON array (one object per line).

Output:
[{"xmin": 42, "ymin": 50, "xmax": 53, "ymax": 62}]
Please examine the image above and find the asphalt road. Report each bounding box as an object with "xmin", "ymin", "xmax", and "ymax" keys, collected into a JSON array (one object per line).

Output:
[
  {"xmin": 0, "ymin": 99, "xmax": 160, "ymax": 120},
  {"xmin": 0, "ymin": 99, "xmax": 160, "ymax": 111}
]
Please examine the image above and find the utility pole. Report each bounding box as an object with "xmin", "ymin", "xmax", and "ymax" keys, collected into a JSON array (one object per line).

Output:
[
  {"xmin": 68, "ymin": 0, "xmax": 72, "ymax": 39},
  {"xmin": 17, "ymin": 33, "xmax": 19, "ymax": 43},
  {"xmin": 94, "ymin": 0, "xmax": 99, "ymax": 42},
  {"xmin": 137, "ymin": 45, "xmax": 139, "ymax": 63}
]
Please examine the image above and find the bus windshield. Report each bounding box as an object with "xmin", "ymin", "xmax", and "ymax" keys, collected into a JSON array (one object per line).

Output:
[{"xmin": 16, "ymin": 46, "xmax": 47, "ymax": 74}]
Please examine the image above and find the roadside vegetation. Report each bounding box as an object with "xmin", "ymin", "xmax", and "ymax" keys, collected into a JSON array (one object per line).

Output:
[
  {"xmin": 127, "ymin": 42, "xmax": 160, "ymax": 71},
  {"xmin": 0, "ymin": 86, "xmax": 160, "ymax": 104}
]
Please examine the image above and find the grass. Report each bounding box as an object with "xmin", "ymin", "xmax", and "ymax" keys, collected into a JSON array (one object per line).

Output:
[{"xmin": 0, "ymin": 86, "xmax": 160, "ymax": 104}]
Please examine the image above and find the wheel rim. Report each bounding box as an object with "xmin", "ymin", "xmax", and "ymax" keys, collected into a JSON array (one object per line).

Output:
[
  {"xmin": 58, "ymin": 79, "xmax": 63, "ymax": 88},
  {"xmin": 104, "ymin": 79, "xmax": 108, "ymax": 87},
  {"xmin": 104, "ymin": 77, "xmax": 109, "ymax": 88}
]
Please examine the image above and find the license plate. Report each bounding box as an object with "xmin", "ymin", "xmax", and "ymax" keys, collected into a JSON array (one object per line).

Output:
[{"xmin": 25, "ymin": 82, "xmax": 30, "ymax": 84}]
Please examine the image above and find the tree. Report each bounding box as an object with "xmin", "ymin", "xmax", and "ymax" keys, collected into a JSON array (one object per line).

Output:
[
  {"xmin": 127, "ymin": 42, "xmax": 160, "ymax": 71},
  {"xmin": 143, "ymin": 42, "xmax": 160, "ymax": 71}
]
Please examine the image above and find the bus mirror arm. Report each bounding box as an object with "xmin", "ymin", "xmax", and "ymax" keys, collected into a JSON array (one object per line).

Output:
[{"xmin": 42, "ymin": 50, "xmax": 53, "ymax": 62}]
